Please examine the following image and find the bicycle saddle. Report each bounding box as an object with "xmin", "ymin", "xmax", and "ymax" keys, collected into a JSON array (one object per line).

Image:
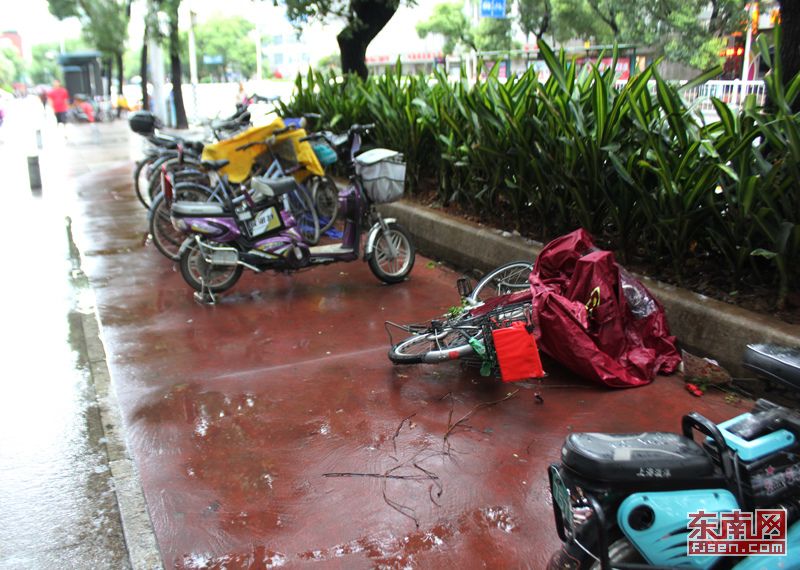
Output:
[{"xmin": 201, "ymin": 159, "xmax": 230, "ymax": 171}]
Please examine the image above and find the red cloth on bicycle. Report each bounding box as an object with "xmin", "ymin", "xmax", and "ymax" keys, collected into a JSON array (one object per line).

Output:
[
  {"xmin": 529, "ymin": 229, "xmax": 681, "ymax": 388},
  {"xmin": 492, "ymin": 321, "xmax": 544, "ymax": 382}
]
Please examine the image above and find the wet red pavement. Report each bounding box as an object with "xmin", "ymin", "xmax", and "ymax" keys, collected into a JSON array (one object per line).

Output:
[{"xmin": 65, "ymin": 122, "xmax": 750, "ymax": 569}]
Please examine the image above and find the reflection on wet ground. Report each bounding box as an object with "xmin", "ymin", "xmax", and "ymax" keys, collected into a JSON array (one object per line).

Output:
[{"xmin": 0, "ymin": 101, "xmax": 131, "ymax": 569}]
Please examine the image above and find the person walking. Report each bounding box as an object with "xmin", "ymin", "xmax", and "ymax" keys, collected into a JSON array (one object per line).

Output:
[{"xmin": 47, "ymin": 79, "xmax": 70, "ymax": 136}]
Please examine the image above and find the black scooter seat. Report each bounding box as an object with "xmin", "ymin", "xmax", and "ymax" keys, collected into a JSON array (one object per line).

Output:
[
  {"xmin": 171, "ymin": 201, "xmax": 227, "ymax": 216},
  {"xmin": 561, "ymin": 431, "xmax": 715, "ymax": 483},
  {"xmin": 251, "ymin": 176, "xmax": 296, "ymax": 198},
  {"xmin": 743, "ymin": 343, "xmax": 800, "ymax": 392}
]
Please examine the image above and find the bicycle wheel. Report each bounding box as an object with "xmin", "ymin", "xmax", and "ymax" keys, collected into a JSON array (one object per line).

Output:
[
  {"xmin": 388, "ymin": 324, "xmax": 479, "ymax": 365},
  {"xmin": 148, "ymin": 183, "xmax": 216, "ymax": 261},
  {"xmin": 133, "ymin": 154, "xmax": 163, "ymax": 209},
  {"xmin": 467, "ymin": 260, "xmax": 535, "ymax": 305},
  {"xmin": 146, "ymin": 156, "xmax": 205, "ymax": 204},
  {"xmin": 308, "ymin": 174, "xmax": 339, "ymax": 235},
  {"xmin": 287, "ymin": 185, "xmax": 320, "ymax": 245},
  {"xmin": 368, "ymin": 222, "xmax": 415, "ymax": 284},
  {"xmin": 179, "ymin": 240, "xmax": 243, "ymax": 293}
]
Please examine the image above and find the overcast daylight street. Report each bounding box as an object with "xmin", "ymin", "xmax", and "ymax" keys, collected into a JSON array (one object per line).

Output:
[{"xmin": 2, "ymin": 0, "xmax": 800, "ymax": 569}]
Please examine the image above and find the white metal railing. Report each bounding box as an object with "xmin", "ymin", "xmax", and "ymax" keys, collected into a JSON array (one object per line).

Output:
[{"xmin": 679, "ymin": 80, "xmax": 766, "ymax": 111}]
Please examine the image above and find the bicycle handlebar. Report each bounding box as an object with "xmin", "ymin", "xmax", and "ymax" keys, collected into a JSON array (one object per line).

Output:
[
  {"xmin": 235, "ymin": 141, "xmax": 268, "ymax": 151},
  {"xmin": 351, "ymin": 123, "xmax": 375, "ymax": 133}
]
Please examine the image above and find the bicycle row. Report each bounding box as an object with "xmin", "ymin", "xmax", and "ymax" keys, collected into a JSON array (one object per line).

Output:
[{"xmin": 128, "ymin": 103, "xmax": 416, "ymax": 304}]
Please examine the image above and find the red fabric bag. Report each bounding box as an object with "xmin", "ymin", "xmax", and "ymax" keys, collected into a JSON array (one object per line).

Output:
[
  {"xmin": 529, "ymin": 229, "xmax": 681, "ymax": 388},
  {"xmin": 492, "ymin": 321, "xmax": 544, "ymax": 382}
]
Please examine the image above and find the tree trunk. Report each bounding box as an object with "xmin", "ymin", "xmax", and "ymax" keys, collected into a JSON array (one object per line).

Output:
[
  {"xmin": 779, "ymin": 0, "xmax": 800, "ymax": 112},
  {"xmin": 104, "ymin": 58, "xmax": 112, "ymax": 97},
  {"xmin": 169, "ymin": 15, "xmax": 188, "ymax": 129},
  {"xmin": 116, "ymin": 52, "xmax": 124, "ymax": 96},
  {"xmin": 171, "ymin": 52, "xmax": 188, "ymax": 128},
  {"xmin": 141, "ymin": 39, "xmax": 150, "ymax": 111},
  {"xmin": 116, "ymin": 52, "xmax": 124, "ymax": 117},
  {"xmin": 337, "ymin": 0, "xmax": 400, "ymax": 78}
]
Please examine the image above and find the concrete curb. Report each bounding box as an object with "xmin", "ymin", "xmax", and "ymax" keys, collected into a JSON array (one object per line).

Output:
[
  {"xmin": 69, "ymin": 218, "xmax": 164, "ymax": 570},
  {"xmin": 379, "ymin": 200, "xmax": 800, "ymax": 377}
]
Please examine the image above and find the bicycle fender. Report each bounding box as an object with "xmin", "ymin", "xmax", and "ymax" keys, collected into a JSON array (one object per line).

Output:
[{"xmin": 363, "ymin": 218, "xmax": 397, "ymax": 259}]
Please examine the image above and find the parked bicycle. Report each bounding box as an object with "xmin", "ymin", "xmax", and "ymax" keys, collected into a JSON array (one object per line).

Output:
[
  {"xmin": 166, "ymin": 123, "xmax": 415, "ymax": 303},
  {"xmin": 148, "ymin": 123, "xmax": 322, "ymax": 260},
  {"xmin": 129, "ymin": 109, "xmax": 251, "ymax": 209},
  {"xmin": 386, "ymin": 260, "xmax": 541, "ymax": 379}
]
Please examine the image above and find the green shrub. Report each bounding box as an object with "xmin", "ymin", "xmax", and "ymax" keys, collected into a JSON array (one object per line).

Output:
[{"xmin": 284, "ymin": 37, "xmax": 800, "ymax": 306}]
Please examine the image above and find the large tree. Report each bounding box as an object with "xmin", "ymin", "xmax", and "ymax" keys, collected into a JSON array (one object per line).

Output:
[
  {"xmin": 416, "ymin": 1, "xmax": 515, "ymax": 55},
  {"xmin": 549, "ymin": 0, "xmax": 748, "ymax": 69},
  {"xmin": 517, "ymin": 0, "xmax": 552, "ymax": 42},
  {"xmin": 161, "ymin": 0, "xmax": 188, "ymax": 128},
  {"xmin": 180, "ymin": 13, "xmax": 257, "ymax": 82},
  {"xmin": 47, "ymin": 0, "xmax": 130, "ymax": 97},
  {"xmin": 283, "ymin": 0, "xmax": 403, "ymax": 78}
]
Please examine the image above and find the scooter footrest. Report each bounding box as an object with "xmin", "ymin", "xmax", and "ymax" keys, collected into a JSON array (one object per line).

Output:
[{"xmin": 561, "ymin": 432, "xmax": 715, "ymax": 482}]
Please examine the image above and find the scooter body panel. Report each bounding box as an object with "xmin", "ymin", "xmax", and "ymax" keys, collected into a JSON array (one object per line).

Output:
[
  {"xmin": 172, "ymin": 216, "xmax": 241, "ymax": 242},
  {"xmin": 618, "ymin": 489, "xmax": 738, "ymax": 569}
]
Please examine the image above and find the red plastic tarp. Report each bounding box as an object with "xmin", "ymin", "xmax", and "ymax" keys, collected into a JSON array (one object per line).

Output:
[{"xmin": 529, "ymin": 229, "xmax": 681, "ymax": 388}]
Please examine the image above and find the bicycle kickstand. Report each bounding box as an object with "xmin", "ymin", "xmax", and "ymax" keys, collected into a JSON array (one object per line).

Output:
[{"xmin": 193, "ymin": 277, "xmax": 218, "ymax": 305}]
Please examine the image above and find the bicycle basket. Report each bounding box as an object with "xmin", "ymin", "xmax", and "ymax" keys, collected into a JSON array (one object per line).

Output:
[
  {"xmin": 312, "ymin": 142, "xmax": 338, "ymax": 166},
  {"xmin": 355, "ymin": 148, "xmax": 406, "ymax": 204},
  {"xmin": 473, "ymin": 302, "xmax": 543, "ymax": 380},
  {"xmin": 271, "ymin": 138, "xmax": 300, "ymax": 174}
]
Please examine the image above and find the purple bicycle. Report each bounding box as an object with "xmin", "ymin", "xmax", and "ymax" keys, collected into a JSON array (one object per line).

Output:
[{"xmin": 166, "ymin": 124, "xmax": 415, "ymax": 303}]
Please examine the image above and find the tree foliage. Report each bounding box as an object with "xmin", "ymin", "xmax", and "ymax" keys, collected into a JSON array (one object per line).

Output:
[
  {"xmin": 416, "ymin": 2, "xmax": 474, "ymax": 53},
  {"xmin": 0, "ymin": 47, "xmax": 26, "ymax": 86},
  {"xmin": 418, "ymin": 0, "xmax": 749, "ymax": 69},
  {"xmin": 28, "ymin": 39, "xmax": 91, "ymax": 85},
  {"xmin": 517, "ymin": 0, "xmax": 551, "ymax": 41},
  {"xmin": 47, "ymin": 0, "xmax": 130, "ymax": 94},
  {"xmin": 554, "ymin": 0, "xmax": 748, "ymax": 68},
  {"xmin": 180, "ymin": 13, "xmax": 257, "ymax": 81},
  {"xmin": 416, "ymin": 1, "xmax": 514, "ymax": 55}
]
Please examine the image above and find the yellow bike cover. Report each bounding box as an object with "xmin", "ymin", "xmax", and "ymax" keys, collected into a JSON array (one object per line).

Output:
[{"xmin": 201, "ymin": 118, "xmax": 324, "ymax": 183}]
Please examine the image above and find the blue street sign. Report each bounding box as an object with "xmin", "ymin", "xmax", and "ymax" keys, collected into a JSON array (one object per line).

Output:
[
  {"xmin": 203, "ymin": 55, "xmax": 223, "ymax": 64},
  {"xmin": 480, "ymin": 0, "xmax": 505, "ymax": 18}
]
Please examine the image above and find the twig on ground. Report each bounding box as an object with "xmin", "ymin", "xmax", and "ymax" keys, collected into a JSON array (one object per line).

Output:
[
  {"xmin": 444, "ymin": 389, "xmax": 520, "ymax": 443},
  {"xmin": 393, "ymin": 413, "xmax": 417, "ymax": 452}
]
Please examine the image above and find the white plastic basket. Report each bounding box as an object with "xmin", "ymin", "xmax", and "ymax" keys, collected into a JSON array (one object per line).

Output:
[{"xmin": 355, "ymin": 149, "xmax": 406, "ymax": 204}]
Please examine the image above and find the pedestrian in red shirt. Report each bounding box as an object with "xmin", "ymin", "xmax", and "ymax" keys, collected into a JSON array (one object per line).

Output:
[{"xmin": 47, "ymin": 79, "xmax": 70, "ymax": 135}]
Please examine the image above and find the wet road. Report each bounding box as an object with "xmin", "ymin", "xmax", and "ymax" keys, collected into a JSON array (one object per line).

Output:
[
  {"xmin": 0, "ymin": 99, "xmax": 136, "ymax": 569},
  {"xmin": 1, "ymin": 99, "xmax": 749, "ymax": 569}
]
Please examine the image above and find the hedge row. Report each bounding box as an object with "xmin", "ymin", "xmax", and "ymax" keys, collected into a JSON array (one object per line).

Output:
[{"xmin": 279, "ymin": 37, "xmax": 799, "ymax": 308}]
